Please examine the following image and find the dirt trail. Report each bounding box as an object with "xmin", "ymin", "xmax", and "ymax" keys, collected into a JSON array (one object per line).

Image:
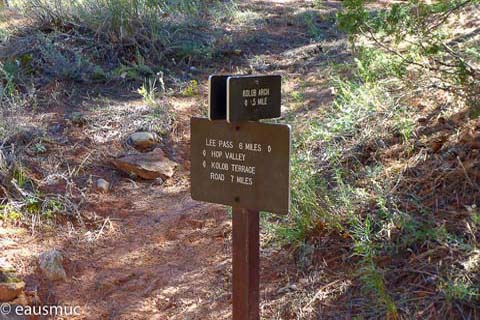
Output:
[
  {"xmin": 4, "ymin": 146, "xmax": 236, "ymax": 319},
  {"xmin": 55, "ymin": 190, "xmax": 232, "ymax": 319},
  {"xmin": 2, "ymin": 1, "xmax": 346, "ymax": 319}
]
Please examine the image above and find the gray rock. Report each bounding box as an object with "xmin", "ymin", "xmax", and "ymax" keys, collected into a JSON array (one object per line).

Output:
[
  {"xmin": 112, "ymin": 148, "xmax": 177, "ymax": 180},
  {"xmin": 0, "ymin": 308, "xmax": 27, "ymax": 320},
  {"xmin": 0, "ymin": 264, "xmax": 25, "ymax": 303},
  {"xmin": 95, "ymin": 178, "xmax": 110, "ymax": 193},
  {"xmin": 38, "ymin": 250, "xmax": 67, "ymax": 282},
  {"xmin": 5, "ymin": 126, "xmax": 43, "ymax": 146},
  {"xmin": 0, "ymin": 259, "xmax": 13, "ymax": 272},
  {"xmin": 0, "ymin": 261, "xmax": 22, "ymax": 288},
  {"xmin": 127, "ymin": 132, "xmax": 157, "ymax": 151}
]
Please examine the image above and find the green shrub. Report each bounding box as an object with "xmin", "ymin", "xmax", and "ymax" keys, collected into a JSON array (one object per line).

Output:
[
  {"xmin": 13, "ymin": 0, "xmax": 235, "ymax": 61},
  {"xmin": 0, "ymin": 61, "xmax": 17, "ymax": 98},
  {"xmin": 275, "ymin": 147, "xmax": 328, "ymax": 244},
  {"xmin": 337, "ymin": 0, "xmax": 480, "ymax": 99},
  {"xmin": 440, "ymin": 278, "xmax": 479, "ymax": 302}
]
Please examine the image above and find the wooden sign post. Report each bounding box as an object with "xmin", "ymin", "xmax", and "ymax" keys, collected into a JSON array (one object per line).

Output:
[
  {"xmin": 233, "ymin": 207, "xmax": 260, "ymax": 319},
  {"xmin": 192, "ymin": 74, "xmax": 290, "ymax": 320}
]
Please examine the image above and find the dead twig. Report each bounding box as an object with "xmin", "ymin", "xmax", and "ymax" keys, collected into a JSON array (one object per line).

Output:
[{"xmin": 302, "ymin": 279, "xmax": 344, "ymax": 311}]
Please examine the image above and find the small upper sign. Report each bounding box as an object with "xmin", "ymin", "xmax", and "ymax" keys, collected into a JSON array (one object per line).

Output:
[{"xmin": 227, "ymin": 75, "xmax": 281, "ymax": 123}]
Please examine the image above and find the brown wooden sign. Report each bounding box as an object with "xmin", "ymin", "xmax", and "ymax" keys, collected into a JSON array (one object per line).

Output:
[
  {"xmin": 190, "ymin": 117, "xmax": 290, "ymax": 215},
  {"xmin": 227, "ymin": 75, "xmax": 281, "ymax": 122}
]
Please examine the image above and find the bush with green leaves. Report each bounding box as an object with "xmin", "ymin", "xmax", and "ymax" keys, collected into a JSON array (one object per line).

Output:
[{"xmin": 337, "ymin": 0, "xmax": 480, "ymax": 103}]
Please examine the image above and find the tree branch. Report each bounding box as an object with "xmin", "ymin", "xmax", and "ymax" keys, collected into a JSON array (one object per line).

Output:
[{"xmin": 425, "ymin": 0, "xmax": 474, "ymax": 34}]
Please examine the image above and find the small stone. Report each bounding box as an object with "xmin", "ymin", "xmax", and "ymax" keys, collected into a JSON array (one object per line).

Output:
[
  {"xmin": 6, "ymin": 126, "xmax": 43, "ymax": 146},
  {"xmin": 38, "ymin": 250, "xmax": 67, "ymax": 282},
  {"xmin": 0, "ymin": 266, "xmax": 21, "ymax": 285},
  {"xmin": 95, "ymin": 178, "xmax": 110, "ymax": 193},
  {"xmin": 47, "ymin": 123, "xmax": 65, "ymax": 136},
  {"xmin": 112, "ymin": 148, "xmax": 177, "ymax": 180},
  {"xmin": 329, "ymin": 87, "xmax": 336, "ymax": 96},
  {"xmin": 128, "ymin": 132, "xmax": 157, "ymax": 151},
  {"xmin": 152, "ymin": 177, "xmax": 164, "ymax": 186},
  {"xmin": 0, "ymin": 281, "xmax": 25, "ymax": 302},
  {"xmin": 0, "ymin": 258, "xmax": 13, "ymax": 271}
]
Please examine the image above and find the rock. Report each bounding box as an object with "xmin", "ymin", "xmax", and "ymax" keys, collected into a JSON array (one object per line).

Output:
[
  {"xmin": 47, "ymin": 123, "xmax": 65, "ymax": 136},
  {"xmin": 95, "ymin": 178, "xmax": 110, "ymax": 193},
  {"xmin": 38, "ymin": 250, "xmax": 67, "ymax": 282},
  {"xmin": 112, "ymin": 148, "xmax": 177, "ymax": 180},
  {"xmin": 0, "ymin": 308, "xmax": 27, "ymax": 320},
  {"xmin": 0, "ymin": 264, "xmax": 22, "ymax": 283},
  {"xmin": 0, "ymin": 270, "xmax": 19, "ymax": 284},
  {"xmin": 0, "ymin": 259, "xmax": 13, "ymax": 271},
  {"xmin": 0, "ymin": 263, "xmax": 25, "ymax": 303},
  {"xmin": 0, "ymin": 281, "xmax": 25, "ymax": 302},
  {"xmin": 11, "ymin": 292, "xmax": 29, "ymax": 306},
  {"xmin": 5, "ymin": 126, "xmax": 43, "ymax": 146},
  {"xmin": 152, "ymin": 177, "xmax": 164, "ymax": 186},
  {"xmin": 127, "ymin": 132, "xmax": 157, "ymax": 151}
]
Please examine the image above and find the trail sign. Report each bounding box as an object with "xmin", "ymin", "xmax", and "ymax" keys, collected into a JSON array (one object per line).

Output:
[
  {"xmin": 192, "ymin": 74, "xmax": 289, "ymax": 320},
  {"xmin": 190, "ymin": 117, "xmax": 290, "ymax": 215},
  {"xmin": 208, "ymin": 74, "xmax": 231, "ymax": 120},
  {"xmin": 227, "ymin": 75, "xmax": 281, "ymax": 122}
]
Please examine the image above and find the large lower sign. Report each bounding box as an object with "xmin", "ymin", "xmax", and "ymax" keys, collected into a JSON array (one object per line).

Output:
[
  {"xmin": 227, "ymin": 75, "xmax": 281, "ymax": 122},
  {"xmin": 191, "ymin": 117, "xmax": 290, "ymax": 215}
]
